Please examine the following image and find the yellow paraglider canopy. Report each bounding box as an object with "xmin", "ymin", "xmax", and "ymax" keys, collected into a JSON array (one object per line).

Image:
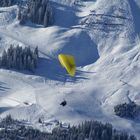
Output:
[{"xmin": 58, "ymin": 54, "xmax": 76, "ymax": 77}]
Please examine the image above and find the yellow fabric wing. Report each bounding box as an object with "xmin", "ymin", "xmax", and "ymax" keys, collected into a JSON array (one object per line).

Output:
[{"xmin": 58, "ymin": 54, "xmax": 76, "ymax": 77}]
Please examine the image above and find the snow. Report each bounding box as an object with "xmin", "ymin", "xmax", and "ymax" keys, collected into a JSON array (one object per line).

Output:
[{"xmin": 0, "ymin": 0, "xmax": 140, "ymax": 138}]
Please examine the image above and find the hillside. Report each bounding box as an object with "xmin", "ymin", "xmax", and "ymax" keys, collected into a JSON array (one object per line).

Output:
[{"xmin": 0, "ymin": 0, "xmax": 140, "ymax": 138}]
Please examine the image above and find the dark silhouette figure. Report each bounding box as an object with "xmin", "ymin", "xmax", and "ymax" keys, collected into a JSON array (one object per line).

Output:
[{"xmin": 60, "ymin": 100, "xmax": 67, "ymax": 106}]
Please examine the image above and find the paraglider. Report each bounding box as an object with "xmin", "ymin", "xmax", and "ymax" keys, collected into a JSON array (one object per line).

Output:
[
  {"xmin": 58, "ymin": 54, "xmax": 76, "ymax": 77},
  {"xmin": 60, "ymin": 100, "xmax": 67, "ymax": 106}
]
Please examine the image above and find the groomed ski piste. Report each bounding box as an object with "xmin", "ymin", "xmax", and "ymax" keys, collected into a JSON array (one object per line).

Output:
[{"xmin": 0, "ymin": 0, "xmax": 140, "ymax": 137}]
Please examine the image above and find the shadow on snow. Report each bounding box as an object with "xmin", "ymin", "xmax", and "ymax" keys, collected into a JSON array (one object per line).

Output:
[
  {"xmin": 0, "ymin": 107, "xmax": 13, "ymax": 114},
  {"xmin": 0, "ymin": 81, "xmax": 10, "ymax": 92},
  {"xmin": 128, "ymin": 0, "xmax": 140, "ymax": 36},
  {"xmin": 35, "ymin": 57, "xmax": 90, "ymax": 82}
]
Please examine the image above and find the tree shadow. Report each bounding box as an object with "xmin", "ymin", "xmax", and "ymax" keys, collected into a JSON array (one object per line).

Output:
[
  {"xmin": 76, "ymin": 69, "xmax": 96, "ymax": 74},
  {"xmin": 0, "ymin": 107, "xmax": 12, "ymax": 114},
  {"xmin": 35, "ymin": 57, "xmax": 90, "ymax": 82},
  {"xmin": 0, "ymin": 82, "xmax": 11, "ymax": 114},
  {"xmin": 0, "ymin": 81, "xmax": 10, "ymax": 92},
  {"xmin": 89, "ymin": 13, "xmax": 129, "ymax": 20},
  {"xmin": 0, "ymin": 57, "xmax": 91, "ymax": 83},
  {"xmin": 128, "ymin": 0, "xmax": 140, "ymax": 36},
  {"xmin": 0, "ymin": 10, "xmax": 7, "ymax": 13},
  {"xmin": 22, "ymin": 21, "xmax": 44, "ymax": 29}
]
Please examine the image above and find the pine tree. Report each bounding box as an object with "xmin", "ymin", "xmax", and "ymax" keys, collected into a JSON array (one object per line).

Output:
[
  {"xmin": 0, "ymin": 0, "xmax": 16, "ymax": 7},
  {"xmin": 38, "ymin": 118, "xmax": 42, "ymax": 123},
  {"xmin": 44, "ymin": 9, "xmax": 48, "ymax": 27},
  {"xmin": 34, "ymin": 46, "xmax": 39, "ymax": 58},
  {"xmin": 89, "ymin": 130, "xmax": 95, "ymax": 140},
  {"xmin": 18, "ymin": 7, "xmax": 22, "ymax": 21},
  {"xmin": 1, "ymin": 50, "xmax": 7, "ymax": 67},
  {"xmin": 128, "ymin": 135, "xmax": 137, "ymax": 140},
  {"xmin": 101, "ymin": 130, "xmax": 109, "ymax": 140},
  {"xmin": 38, "ymin": 7, "xmax": 44, "ymax": 24}
]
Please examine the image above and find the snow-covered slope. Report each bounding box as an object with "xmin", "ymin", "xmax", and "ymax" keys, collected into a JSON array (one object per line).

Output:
[{"xmin": 0, "ymin": 0, "xmax": 140, "ymax": 137}]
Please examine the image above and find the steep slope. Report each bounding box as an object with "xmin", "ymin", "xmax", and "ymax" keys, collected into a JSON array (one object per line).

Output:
[{"xmin": 0, "ymin": 0, "xmax": 140, "ymax": 137}]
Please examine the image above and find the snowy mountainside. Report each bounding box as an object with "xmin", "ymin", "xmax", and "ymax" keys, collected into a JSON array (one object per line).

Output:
[
  {"xmin": 0, "ymin": 0, "xmax": 140, "ymax": 138},
  {"xmin": 0, "ymin": 6, "xmax": 17, "ymax": 26}
]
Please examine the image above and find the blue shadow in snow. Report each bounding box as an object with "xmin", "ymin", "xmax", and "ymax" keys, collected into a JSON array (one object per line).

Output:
[
  {"xmin": 35, "ymin": 57, "xmax": 90, "ymax": 82},
  {"xmin": 50, "ymin": 1, "xmax": 81, "ymax": 28},
  {"xmin": 21, "ymin": 21, "xmax": 45, "ymax": 29},
  {"xmin": 0, "ymin": 107, "xmax": 13, "ymax": 114},
  {"xmin": 0, "ymin": 58, "xmax": 90, "ymax": 83},
  {"xmin": 0, "ymin": 10, "xmax": 7, "ymax": 13},
  {"xmin": 0, "ymin": 81, "xmax": 10, "ymax": 92},
  {"xmin": 55, "ymin": 30, "xmax": 99, "ymax": 67},
  {"xmin": 128, "ymin": 0, "xmax": 140, "ymax": 36}
]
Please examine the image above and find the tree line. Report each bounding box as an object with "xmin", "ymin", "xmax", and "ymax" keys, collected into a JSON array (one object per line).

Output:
[
  {"xmin": 0, "ymin": 0, "xmax": 53, "ymax": 27},
  {"xmin": 0, "ymin": 0, "xmax": 16, "ymax": 7},
  {"xmin": 0, "ymin": 45, "xmax": 39, "ymax": 72},
  {"xmin": 0, "ymin": 115, "xmax": 138, "ymax": 140},
  {"xmin": 18, "ymin": 0, "xmax": 53, "ymax": 27},
  {"xmin": 0, "ymin": 0, "xmax": 25, "ymax": 7}
]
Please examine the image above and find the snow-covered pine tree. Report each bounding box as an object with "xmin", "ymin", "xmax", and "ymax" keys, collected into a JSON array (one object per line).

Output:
[
  {"xmin": 1, "ymin": 50, "xmax": 8, "ymax": 67},
  {"xmin": 44, "ymin": 9, "xmax": 48, "ymax": 27},
  {"xmin": 38, "ymin": 6, "xmax": 44, "ymax": 24},
  {"xmin": 34, "ymin": 46, "xmax": 39, "ymax": 58},
  {"xmin": 13, "ymin": 47, "xmax": 17, "ymax": 68},
  {"xmin": 0, "ymin": 45, "xmax": 39, "ymax": 72},
  {"xmin": 0, "ymin": 0, "xmax": 16, "ymax": 7},
  {"xmin": 18, "ymin": 6, "xmax": 22, "ymax": 21},
  {"xmin": 101, "ymin": 130, "xmax": 109, "ymax": 140},
  {"xmin": 33, "ymin": 47, "xmax": 39, "ymax": 67}
]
